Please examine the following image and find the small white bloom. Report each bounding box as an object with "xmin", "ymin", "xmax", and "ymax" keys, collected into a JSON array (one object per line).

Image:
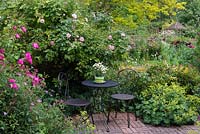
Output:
[
  {"xmin": 121, "ymin": 32, "xmax": 126, "ymax": 37},
  {"xmin": 85, "ymin": 18, "xmax": 88, "ymax": 22},
  {"xmin": 72, "ymin": 13, "xmax": 77, "ymax": 19},
  {"xmin": 108, "ymin": 35, "xmax": 112, "ymax": 40},
  {"xmin": 39, "ymin": 18, "xmax": 45, "ymax": 23},
  {"xmin": 37, "ymin": 99, "xmax": 42, "ymax": 103},
  {"xmin": 3, "ymin": 112, "xmax": 7, "ymax": 116},
  {"xmin": 66, "ymin": 33, "xmax": 71, "ymax": 39}
]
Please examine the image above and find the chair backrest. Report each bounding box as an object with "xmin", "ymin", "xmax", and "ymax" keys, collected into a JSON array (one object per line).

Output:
[
  {"xmin": 58, "ymin": 72, "xmax": 70, "ymax": 99},
  {"xmin": 117, "ymin": 68, "xmax": 139, "ymax": 94}
]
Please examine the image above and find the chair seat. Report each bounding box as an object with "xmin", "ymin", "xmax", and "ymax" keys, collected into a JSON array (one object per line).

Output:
[
  {"xmin": 111, "ymin": 94, "xmax": 135, "ymax": 100},
  {"xmin": 65, "ymin": 98, "xmax": 91, "ymax": 107}
]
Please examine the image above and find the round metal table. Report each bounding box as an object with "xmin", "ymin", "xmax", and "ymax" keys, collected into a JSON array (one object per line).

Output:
[{"xmin": 81, "ymin": 80, "xmax": 119, "ymax": 132}]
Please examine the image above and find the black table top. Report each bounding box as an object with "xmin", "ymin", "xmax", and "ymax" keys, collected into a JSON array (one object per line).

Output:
[{"xmin": 81, "ymin": 80, "xmax": 119, "ymax": 88}]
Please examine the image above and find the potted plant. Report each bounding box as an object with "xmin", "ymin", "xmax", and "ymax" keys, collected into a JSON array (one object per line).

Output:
[{"xmin": 92, "ymin": 62, "xmax": 108, "ymax": 83}]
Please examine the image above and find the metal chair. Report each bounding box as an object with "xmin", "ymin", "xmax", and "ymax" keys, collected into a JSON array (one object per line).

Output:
[
  {"xmin": 58, "ymin": 72, "xmax": 94, "ymax": 124},
  {"xmin": 107, "ymin": 68, "xmax": 138, "ymax": 128}
]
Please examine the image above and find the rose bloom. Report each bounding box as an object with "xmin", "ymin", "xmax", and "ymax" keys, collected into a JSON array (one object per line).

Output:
[
  {"xmin": 13, "ymin": 26, "xmax": 17, "ymax": 30},
  {"xmin": 21, "ymin": 26, "xmax": 27, "ymax": 33},
  {"xmin": 39, "ymin": 18, "xmax": 45, "ymax": 23},
  {"xmin": 17, "ymin": 58, "xmax": 24, "ymax": 65},
  {"xmin": 10, "ymin": 83, "xmax": 19, "ymax": 90},
  {"xmin": 72, "ymin": 13, "xmax": 77, "ymax": 19},
  {"xmin": 79, "ymin": 37, "xmax": 84, "ymax": 42},
  {"xmin": 66, "ymin": 33, "xmax": 71, "ymax": 39},
  {"xmin": 32, "ymin": 42, "xmax": 39, "ymax": 49},
  {"xmin": 108, "ymin": 45, "xmax": 115, "ymax": 51},
  {"xmin": 8, "ymin": 78, "xmax": 16, "ymax": 83},
  {"xmin": 50, "ymin": 41, "xmax": 55, "ymax": 46},
  {"xmin": 108, "ymin": 35, "xmax": 112, "ymax": 40},
  {"xmin": 15, "ymin": 33, "xmax": 20, "ymax": 39},
  {"xmin": 25, "ymin": 52, "xmax": 33, "ymax": 64}
]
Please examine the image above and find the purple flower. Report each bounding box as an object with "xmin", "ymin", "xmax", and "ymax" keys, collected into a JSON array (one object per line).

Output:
[
  {"xmin": 15, "ymin": 33, "xmax": 20, "ymax": 39},
  {"xmin": 0, "ymin": 49, "xmax": 5, "ymax": 54},
  {"xmin": 20, "ymin": 26, "xmax": 27, "ymax": 33}
]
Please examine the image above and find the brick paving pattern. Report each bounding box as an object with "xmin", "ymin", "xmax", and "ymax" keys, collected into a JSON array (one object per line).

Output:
[{"xmin": 92, "ymin": 112, "xmax": 200, "ymax": 134}]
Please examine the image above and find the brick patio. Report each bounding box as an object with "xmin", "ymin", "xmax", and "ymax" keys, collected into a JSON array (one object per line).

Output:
[{"xmin": 92, "ymin": 112, "xmax": 200, "ymax": 134}]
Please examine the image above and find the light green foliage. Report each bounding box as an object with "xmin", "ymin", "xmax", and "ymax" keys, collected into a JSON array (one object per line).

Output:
[
  {"xmin": 136, "ymin": 83, "xmax": 198, "ymax": 125},
  {"xmin": 85, "ymin": 0, "xmax": 186, "ymax": 28}
]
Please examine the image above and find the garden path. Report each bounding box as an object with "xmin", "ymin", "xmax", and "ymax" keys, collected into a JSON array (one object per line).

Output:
[{"xmin": 92, "ymin": 112, "xmax": 199, "ymax": 134}]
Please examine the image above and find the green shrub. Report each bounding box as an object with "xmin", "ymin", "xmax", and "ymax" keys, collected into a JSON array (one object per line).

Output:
[{"xmin": 136, "ymin": 83, "xmax": 198, "ymax": 126}]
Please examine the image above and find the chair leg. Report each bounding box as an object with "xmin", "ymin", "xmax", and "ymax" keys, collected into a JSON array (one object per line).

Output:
[
  {"xmin": 115, "ymin": 100, "xmax": 119, "ymax": 118},
  {"xmin": 107, "ymin": 101, "xmax": 111, "ymax": 124},
  {"xmin": 86, "ymin": 105, "xmax": 94, "ymax": 124},
  {"xmin": 126, "ymin": 100, "xmax": 131, "ymax": 128}
]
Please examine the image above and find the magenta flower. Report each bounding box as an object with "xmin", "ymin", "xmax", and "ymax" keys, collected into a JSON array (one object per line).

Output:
[
  {"xmin": 25, "ymin": 52, "xmax": 33, "ymax": 64},
  {"xmin": 12, "ymin": 26, "xmax": 17, "ymax": 30},
  {"xmin": 32, "ymin": 76, "xmax": 40, "ymax": 86},
  {"xmin": 20, "ymin": 26, "xmax": 27, "ymax": 33},
  {"xmin": 79, "ymin": 37, "xmax": 84, "ymax": 42},
  {"xmin": 0, "ymin": 49, "xmax": 5, "ymax": 54},
  {"xmin": 32, "ymin": 42, "xmax": 39, "ymax": 49},
  {"xmin": 17, "ymin": 58, "xmax": 24, "ymax": 65},
  {"xmin": 108, "ymin": 35, "xmax": 112, "ymax": 40},
  {"xmin": 8, "ymin": 78, "xmax": 16, "ymax": 83},
  {"xmin": 10, "ymin": 83, "xmax": 19, "ymax": 90},
  {"xmin": 0, "ymin": 54, "xmax": 4, "ymax": 60},
  {"xmin": 15, "ymin": 33, "xmax": 20, "ymax": 39}
]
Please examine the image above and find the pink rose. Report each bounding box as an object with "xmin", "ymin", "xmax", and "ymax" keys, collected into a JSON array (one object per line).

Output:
[
  {"xmin": 108, "ymin": 45, "xmax": 115, "ymax": 51},
  {"xmin": 8, "ymin": 78, "xmax": 16, "ymax": 83},
  {"xmin": 0, "ymin": 54, "xmax": 4, "ymax": 60},
  {"xmin": 188, "ymin": 44, "xmax": 195, "ymax": 48},
  {"xmin": 50, "ymin": 41, "xmax": 55, "ymax": 46},
  {"xmin": 66, "ymin": 33, "xmax": 71, "ymax": 39},
  {"xmin": 17, "ymin": 58, "xmax": 24, "ymax": 65},
  {"xmin": 20, "ymin": 26, "xmax": 27, "ymax": 33},
  {"xmin": 32, "ymin": 42, "xmax": 39, "ymax": 49},
  {"xmin": 15, "ymin": 33, "xmax": 20, "ymax": 39},
  {"xmin": 108, "ymin": 35, "xmax": 112, "ymax": 40},
  {"xmin": 12, "ymin": 26, "xmax": 17, "ymax": 30},
  {"xmin": 79, "ymin": 37, "xmax": 84, "ymax": 42},
  {"xmin": 25, "ymin": 52, "xmax": 32, "ymax": 64},
  {"xmin": 10, "ymin": 83, "xmax": 19, "ymax": 90}
]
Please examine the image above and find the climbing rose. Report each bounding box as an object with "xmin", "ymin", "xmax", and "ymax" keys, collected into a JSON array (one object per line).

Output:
[
  {"xmin": 108, "ymin": 45, "xmax": 115, "ymax": 51},
  {"xmin": 13, "ymin": 26, "xmax": 17, "ymax": 30},
  {"xmin": 20, "ymin": 26, "xmax": 27, "ymax": 33},
  {"xmin": 32, "ymin": 42, "xmax": 39, "ymax": 49},
  {"xmin": 15, "ymin": 33, "xmax": 20, "ymax": 39},
  {"xmin": 10, "ymin": 83, "xmax": 19, "ymax": 90},
  {"xmin": 17, "ymin": 59, "xmax": 24, "ymax": 65},
  {"xmin": 108, "ymin": 35, "xmax": 112, "ymax": 40},
  {"xmin": 66, "ymin": 33, "xmax": 71, "ymax": 39},
  {"xmin": 25, "ymin": 52, "xmax": 32, "ymax": 64},
  {"xmin": 8, "ymin": 79, "xmax": 16, "ymax": 83},
  {"xmin": 79, "ymin": 37, "xmax": 84, "ymax": 42}
]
